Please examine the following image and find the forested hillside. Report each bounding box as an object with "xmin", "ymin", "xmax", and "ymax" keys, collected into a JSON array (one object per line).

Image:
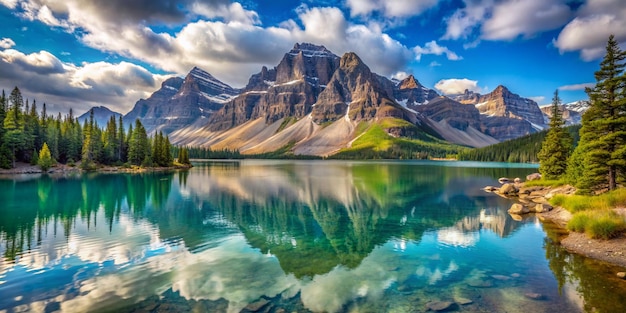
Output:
[
  {"xmin": 0, "ymin": 87, "xmax": 178, "ymax": 170},
  {"xmin": 457, "ymin": 125, "xmax": 580, "ymax": 163}
]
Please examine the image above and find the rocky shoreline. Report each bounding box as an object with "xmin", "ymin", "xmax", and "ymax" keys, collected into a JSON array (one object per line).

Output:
[{"xmin": 484, "ymin": 175, "xmax": 626, "ymax": 272}]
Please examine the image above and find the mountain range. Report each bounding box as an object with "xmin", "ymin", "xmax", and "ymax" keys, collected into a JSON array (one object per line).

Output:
[{"xmin": 82, "ymin": 43, "xmax": 588, "ymax": 156}]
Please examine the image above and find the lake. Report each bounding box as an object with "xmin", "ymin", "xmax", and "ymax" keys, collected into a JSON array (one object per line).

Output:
[{"xmin": 1, "ymin": 160, "xmax": 625, "ymax": 313}]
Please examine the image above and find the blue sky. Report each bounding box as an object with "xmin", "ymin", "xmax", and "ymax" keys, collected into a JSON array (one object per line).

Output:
[{"xmin": 0, "ymin": 0, "xmax": 623, "ymax": 115}]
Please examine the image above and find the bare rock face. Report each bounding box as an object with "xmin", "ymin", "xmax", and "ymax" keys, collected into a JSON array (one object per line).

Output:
[
  {"xmin": 394, "ymin": 75, "xmax": 439, "ymax": 107},
  {"xmin": 454, "ymin": 85, "xmax": 545, "ymax": 141},
  {"xmin": 311, "ymin": 52, "xmax": 408, "ymax": 124},
  {"xmin": 124, "ymin": 67, "xmax": 238, "ymax": 134},
  {"xmin": 207, "ymin": 43, "xmax": 341, "ymax": 131},
  {"xmin": 414, "ymin": 97, "xmax": 482, "ymax": 131}
]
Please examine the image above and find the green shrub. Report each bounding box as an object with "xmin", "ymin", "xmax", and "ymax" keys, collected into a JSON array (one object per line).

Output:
[
  {"xmin": 567, "ymin": 210, "xmax": 626, "ymax": 239},
  {"xmin": 567, "ymin": 212, "xmax": 590, "ymax": 233}
]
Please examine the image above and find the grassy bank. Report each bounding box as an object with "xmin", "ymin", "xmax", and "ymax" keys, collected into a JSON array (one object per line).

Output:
[{"xmin": 549, "ymin": 188, "xmax": 626, "ymax": 239}]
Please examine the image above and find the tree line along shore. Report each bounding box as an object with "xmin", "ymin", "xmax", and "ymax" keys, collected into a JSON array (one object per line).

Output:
[{"xmin": 0, "ymin": 87, "xmax": 192, "ymax": 172}]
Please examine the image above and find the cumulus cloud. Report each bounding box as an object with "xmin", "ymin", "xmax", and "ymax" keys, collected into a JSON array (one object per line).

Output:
[
  {"xmin": 346, "ymin": 0, "xmax": 441, "ymax": 18},
  {"xmin": 0, "ymin": 37, "xmax": 16, "ymax": 49},
  {"xmin": 559, "ymin": 82, "xmax": 595, "ymax": 91},
  {"xmin": 413, "ymin": 40, "xmax": 462, "ymax": 61},
  {"xmin": 443, "ymin": 0, "xmax": 572, "ymax": 42},
  {"xmin": 391, "ymin": 71, "xmax": 410, "ymax": 81},
  {"xmin": 434, "ymin": 78, "xmax": 482, "ymax": 95},
  {"xmin": 555, "ymin": 0, "xmax": 626, "ymax": 60},
  {"xmin": 2, "ymin": 1, "xmax": 414, "ymax": 87},
  {"xmin": 0, "ymin": 48, "xmax": 168, "ymax": 115},
  {"xmin": 0, "ymin": 0, "xmax": 17, "ymax": 9}
]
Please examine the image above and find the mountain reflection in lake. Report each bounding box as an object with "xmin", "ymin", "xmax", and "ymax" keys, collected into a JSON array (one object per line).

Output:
[{"xmin": 1, "ymin": 160, "xmax": 625, "ymax": 313}]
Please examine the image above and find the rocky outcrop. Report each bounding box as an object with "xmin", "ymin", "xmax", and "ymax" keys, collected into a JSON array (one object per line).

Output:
[{"xmin": 124, "ymin": 68, "xmax": 238, "ymax": 134}]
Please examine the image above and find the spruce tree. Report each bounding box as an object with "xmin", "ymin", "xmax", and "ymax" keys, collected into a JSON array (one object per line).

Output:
[
  {"xmin": 538, "ymin": 90, "xmax": 572, "ymax": 180},
  {"xmin": 570, "ymin": 35, "xmax": 626, "ymax": 193}
]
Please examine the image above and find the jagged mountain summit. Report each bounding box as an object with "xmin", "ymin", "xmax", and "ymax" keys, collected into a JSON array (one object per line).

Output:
[
  {"xmin": 453, "ymin": 86, "xmax": 546, "ymax": 141},
  {"xmin": 124, "ymin": 67, "xmax": 239, "ymax": 134},
  {"xmin": 78, "ymin": 106, "xmax": 122, "ymax": 127}
]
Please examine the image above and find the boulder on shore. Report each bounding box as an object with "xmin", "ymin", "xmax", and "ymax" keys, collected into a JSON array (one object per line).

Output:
[
  {"xmin": 498, "ymin": 177, "xmax": 510, "ymax": 184},
  {"xmin": 509, "ymin": 203, "xmax": 529, "ymax": 215},
  {"xmin": 526, "ymin": 173, "xmax": 542, "ymax": 181},
  {"xmin": 498, "ymin": 183, "xmax": 519, "ymax": 195}
]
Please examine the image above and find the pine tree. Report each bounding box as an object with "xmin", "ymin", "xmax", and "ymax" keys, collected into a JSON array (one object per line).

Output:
[
  {"xmin": 538, "ymin": 90, "xmax": 572, "ymax": 180},
  {"xmin": 570, "ymin": 35, "xmax": 626, "ymax": 193},
  {"xmin": 38, "ymin": 142, "xmax": 55, "ymax": 172},
  {"xmin": 3, "ymin": 87, "xmax": 25, "ymax": 168},
  {"xmin": 128, "ymin": 119, "xmax": 149, "ymax": 166}
]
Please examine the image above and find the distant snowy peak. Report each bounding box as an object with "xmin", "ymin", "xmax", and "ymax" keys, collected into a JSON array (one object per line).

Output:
[
  {"xmin": 288, "ymin": 43, "xmax": 339, "ymax": 59},
  {"xmin": 565, "ymin": 100, "xmax": 590, "ymax": 113}
]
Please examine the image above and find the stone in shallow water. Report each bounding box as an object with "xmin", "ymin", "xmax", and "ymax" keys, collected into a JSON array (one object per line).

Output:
[
  {"xmin": 244, "ymin": 298, "xmax": 269, "ymax": 312},
  {"xmin": 455, "ymin": 297, "xmax": 473, "ymax": 305},
  {"xmin": 491, "ymin": 274, "xmax": 510, "ymax": 281},
  {"xmin": 426, "ymin": 301, "xmax": 459, "ymax": 311},
  {"xmin": 511, "ymin": 273, "xmax": 521, "ymax": 278},
  {"xmin": 617, "ymin": 272, "xmax": 626, "ymax": 279},
  {"xmin": 467, "ymin": 280, "xmax": 493, "ymax": 288},
  {"xmin": 524, "ymin": 292, "xmax": 545, "ymax": 300}
]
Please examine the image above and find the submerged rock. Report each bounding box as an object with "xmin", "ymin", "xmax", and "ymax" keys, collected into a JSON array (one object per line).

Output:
[
  {"xmin": 617, "ymin": 272, "xmax": 626, "ymax": 279},
  {"xmin": 455, "ymin": 297, "xmax": 473, "ymax": 305},
  {"xmin": 524, "ymin": 292, "xmax": 545, "ymax": 300},
  {"xmin": 244, "ymin": 298, "xmax": 269, "ymax": 312},
  {"xmin": 491, "ymin": 274, "xmax": 511, "ymax": 281},
  {"xmin": 426, "ymin": 301, "xmax": 458, "ymax": 311}
]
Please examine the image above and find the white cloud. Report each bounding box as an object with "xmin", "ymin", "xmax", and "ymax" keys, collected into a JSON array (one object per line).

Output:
[
  {"xmin": 0, "ymin": 37, "xmax": 16, "ymax": 49},
  {"xmin": 413, "ymin": 40, "xmax": 462, "ymax": 61},
  {"xmin": 346, "ymin": 0, "xmax": 441, "ymax": 19},
  {"xmin": 434, "ymin": 78, "xmax": 481, "ymax": 95},
  {"xmin": 429, "ymin": 61, "xmax": 441, "ymax": 67},
  {"xmin": 2, "ymin": 2, "xmax": 414, "ymax": 87},
  {"xmin": 559, "ymin": 82, "xmax": 595, "ymax": 91},
  {"xmin": 442, "ymin": 0, "xmax": 493, "ymax": 40},
  {"xmin": 481, "ymin": 0, "xmax": 571, "ymax": 40},
  {"xmin": 443, "ymin": 0, "xmax": 572, "ymax": 42},
  {"xmin": 529, "ymin": 96, "xmax": 545, "ymax": 104},
  {"xmin": 0, "ymin": 48, "xmax": 168, "ymax": 115},
  {"xmin": 0, "ymin": 0, "xmax": 17, "ymax": 9},
  {"xmin": 391, "ymin": 71, "xmax": 410, "ymax": 81},
  {"xmin": 555, "ymin": 0, "xmax": 626, "ymax": 60}
]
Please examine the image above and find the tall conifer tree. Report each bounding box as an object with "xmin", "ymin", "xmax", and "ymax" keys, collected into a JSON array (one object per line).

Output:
[
  {"xmin": 538, "ymin": 90, "xmax": 572, "ymax": 180},
  {"xmin": 569, "ymin": 35, "xmax": 626, "ymax": 192}
]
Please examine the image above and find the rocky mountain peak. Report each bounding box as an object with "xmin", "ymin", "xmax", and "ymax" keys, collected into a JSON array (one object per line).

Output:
[
  {"xmin": 398, "ymin": 75, "xmax": 420, "ymax": 90},
  {"xmin": 340, "ymin": 52, "xmax": 364, "ymax": 69},
  {"xmin": 494, "ymin": 85, "xmax": 509, "ymax": 94},
  {"xmin": 290, "ymin": 43, "xmax": 336, "ymax": 58}
]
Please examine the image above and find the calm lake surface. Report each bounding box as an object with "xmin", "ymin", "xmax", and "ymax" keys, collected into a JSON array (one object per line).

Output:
[{"xmin": 1, "ymin": 160, "xmax": 626, "ymax": 313}]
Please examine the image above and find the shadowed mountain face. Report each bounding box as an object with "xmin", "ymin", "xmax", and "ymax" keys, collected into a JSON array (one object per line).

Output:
[{"xmin": 124, "ymin": 67, "xmax": 239, "ymax": 134}]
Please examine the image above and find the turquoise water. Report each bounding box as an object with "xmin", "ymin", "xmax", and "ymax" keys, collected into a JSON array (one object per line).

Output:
[{"xmin": 1, "ymin": 160, "xmax": 625, "ymax": 312}]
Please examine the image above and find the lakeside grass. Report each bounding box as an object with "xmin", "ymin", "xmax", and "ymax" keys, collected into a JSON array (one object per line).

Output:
[
  {"xmin": 523, "ymin": 178, "xmax": 567, "ymax": 187},
  {"xmin": 548, "ymin": 188, "xmax": 626, "ymax": 239}
]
